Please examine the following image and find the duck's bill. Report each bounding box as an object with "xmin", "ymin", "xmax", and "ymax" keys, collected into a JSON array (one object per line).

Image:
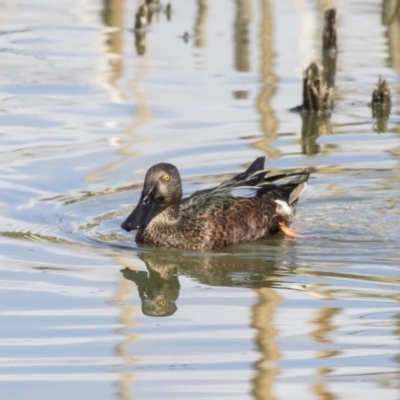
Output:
[{"xmin": 121, "ymin": 190, "xmax": 156, "ymax": 231}]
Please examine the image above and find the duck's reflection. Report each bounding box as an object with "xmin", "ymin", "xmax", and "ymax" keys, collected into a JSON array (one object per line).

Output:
[
  {"xmin": 121, "ymin": 259, "xmax": 179, "ymax": 317},
  {"xmin": 121, "ymin": 245, "xmax": 286, "ymax": 317}
]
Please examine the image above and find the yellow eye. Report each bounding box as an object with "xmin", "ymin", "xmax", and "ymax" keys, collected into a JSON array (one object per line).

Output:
[
  {"xmin": 163, "ymin": 174, "xmax": 170, "ymax": 182},
  {"xmin": 158, "ymin": 299, "xmax": 167, "ymax": 306}
]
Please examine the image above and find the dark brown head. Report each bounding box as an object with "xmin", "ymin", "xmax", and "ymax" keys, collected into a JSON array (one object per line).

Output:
[{"xmin": 121, "ymin": 163, "xmax": 182, "ymax": 232}]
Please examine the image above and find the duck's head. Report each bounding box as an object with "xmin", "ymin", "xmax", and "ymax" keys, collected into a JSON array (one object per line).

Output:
[{"xmin": 121, "ymin": 163, "xmax": 182, "ymax": 232}]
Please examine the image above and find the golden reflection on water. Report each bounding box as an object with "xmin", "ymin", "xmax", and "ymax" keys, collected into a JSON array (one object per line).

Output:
[
  {"xmin": 310, "ymin": 307, "xmax": 340, "ymax": 400},
  {"xmin": 250, "ymin": 287, "xmax": 282, "ymax": 400},
  {"xmin": 254, "ymin": 0, "xmax": 280, "ymax": 160},
  {"xmin": 234, "ymin": 0, "xmax": 251, "ymax": 72},
  {"xmin": 194, "ymin": 0, "xmax": 208, "ymax": 48},
  {"xmin": 100, "ymin": 0, "xmax": 124, "ymax": 93},
  {"xmin": 93, "ymin": 0, "xmax": 154, "ymax": 396},
  {"xmin": 86, "ymin": 0, "xmax": 152, "ymax": 185},
  {"xmin": 383, "ymin": 0, "xmax": 400, "ymax": 72},
  {"xmin": 113, "ymin": 271, "xmax": 140, "ymax": 400},
  {"xmin": 381, "ymin": 0, "xmax": 400, "ymax": 133}
]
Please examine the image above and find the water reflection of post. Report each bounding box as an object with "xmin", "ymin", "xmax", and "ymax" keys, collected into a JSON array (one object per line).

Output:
[
  {"xmin": 382, "ymin": 0, "xmax": 400, "ymax": 72},
  {"xmin": 394, "ymin": 310, "xmax": 400, "ymax": 392},
  {"xmin": 234, "ymin": 0, "xmax": 251, "ymax": 72},
  {"xmin": 113, "ymin": 263, "xmax": 140, "ymax": 400},
  {"xmin": 101, "ymin": 0, "xmax": 124, "ymax": 95},
  {"xmin": 254, "ymin": 0, "xmax": 280, "ymax": 160},
  {"xmin": 309, "ymin": 307, "xmax": 341, "ymax": 400},
  {"xmin": 250, "ymin": 288, "xmax": 283, "ymax": 400},
  {"xmin": 301, "ymin": 113, "xmax": 332, "ymax": 156},
  {"xmin": 381, "ymin": 0, "xmax": 400, "ymax": 132},
  {"xmin": 97, "ymin": 1, "xmax": 153, "ymax": 397},
  {"xmin": 194, "ymin": 0, "xmax": 208, "ymax": 48},
  {"xmin": 86, "ymin": 2, "xmax": 152, "ymax": 184},
  {"xmin": 250, "ymin": 5, "xmax": 282, "ymax": 392}
]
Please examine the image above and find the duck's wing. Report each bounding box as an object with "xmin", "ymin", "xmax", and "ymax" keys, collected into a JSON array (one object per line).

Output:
[
  {"xmin": 182, "ymin": 158, "xmax": 309, "ymax": 218},
  {"xmin": 183, "ymin": 157, "xmax": 268, "ymax": 202}
]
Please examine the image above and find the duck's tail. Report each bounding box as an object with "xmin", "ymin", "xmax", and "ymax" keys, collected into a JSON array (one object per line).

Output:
[
  {"xmin": 263, "ymin": 173, "xmax": 310, "ymax": 235},
  {"xmin": 254, "ymin": 172, "xmax": 309, "ymax": 203},
  {"xmin": 285, "ymin": 173, "xmax": 310, "ymax": 205}
]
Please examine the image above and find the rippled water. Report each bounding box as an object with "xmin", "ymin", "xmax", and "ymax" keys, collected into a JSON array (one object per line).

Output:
[{"xmin": 1, "ymin": 0, "xmax": 400, "ymax": 398}]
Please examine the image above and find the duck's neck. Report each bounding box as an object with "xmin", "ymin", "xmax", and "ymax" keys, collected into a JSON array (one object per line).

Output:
[{"xmin": 150, "ymin": 203, "xmax": 180, "ymax": 228}]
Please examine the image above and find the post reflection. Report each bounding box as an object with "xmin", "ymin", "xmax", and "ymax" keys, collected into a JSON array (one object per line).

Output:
[
  {"xmin": 194, "ymin": 0, "xmax": 208, "ymax": 48},
  {"xmin": 250, "ymin": 288, "xmax": 283, "ymax": 400},
  {"xmin": 134, "ymin": 31, "xmax": 146, "ymax": 56},
  {"xmin": 310, "ymin": 307, "xmax": 341, "ymax": 400},
  {"xmin": 380, "ymin": 0, "xmax": 400, "ymax": 132},
  {"xmin": 95, "ymin": 1, "xmax": 154, "ymax": 397},
  {"xmin": 234, "ymin": 0, "xmax": 251, "ymax": 72},
  {"xmin": 87, "ymin": 2, "xmax": 152, "ymax": 185},
  {"xmin": 101, "ymin": 0, "xmax": 124, "ymax": 92},
  {"xmin": 112, "ymin": 254, "xmax": 142, "ymax": 400},
  {"xmin": 301, "ymin": 113, "xmax": 332, "ymax": 156},
  {"xmin": 254, "ymin": 0, "xmax": 280, "ymax": 159},
  {"xmin": 382, "ymin": 0, "xmax": 400, "ymax": 72}
]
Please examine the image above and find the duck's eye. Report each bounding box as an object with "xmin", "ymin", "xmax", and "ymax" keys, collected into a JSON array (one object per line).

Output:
[
  {"xmin": 143, "ymin": 196, "xmax": 149, "ymax": 205},
  {"xmin": 162, "ymin": 174, "xmax": 170, "ymax": 182}
]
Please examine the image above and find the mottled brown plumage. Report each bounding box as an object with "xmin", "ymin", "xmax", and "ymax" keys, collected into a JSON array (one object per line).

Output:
[{"xmin": 121, "ymin": 157, "xmax": 309, "ymax": 250}]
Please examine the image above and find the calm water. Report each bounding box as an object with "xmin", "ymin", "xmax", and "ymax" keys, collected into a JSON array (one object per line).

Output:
[{"xmin": 1, "ymin": 0, "xmax": 400, "ymax": 399}]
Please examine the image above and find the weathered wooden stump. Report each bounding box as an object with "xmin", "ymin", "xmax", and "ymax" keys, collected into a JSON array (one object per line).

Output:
[
  {"xmin": 292, "ymin": 62, "xmax": 334, "ymax": 112},
  {"xmin": 371, "ymin": 77, "xmax": 391, "ymax": 133}
]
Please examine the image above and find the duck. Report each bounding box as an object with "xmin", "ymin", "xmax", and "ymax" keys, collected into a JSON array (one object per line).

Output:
[{"xmin": 121, "ymin": 157, "xmax": 309, "ymax": 250}]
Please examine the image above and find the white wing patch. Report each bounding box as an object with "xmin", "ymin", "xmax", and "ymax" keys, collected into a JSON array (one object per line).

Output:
[
  {"xmin": 229, "ymin": 187, "xmax": 258, "ymax": 198},
  {"xmin": 274, "ymin": 199, "xmax": 292, "ymax": 218}
]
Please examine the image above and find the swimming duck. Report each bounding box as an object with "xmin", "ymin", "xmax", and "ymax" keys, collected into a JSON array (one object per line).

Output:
[{"xmin": 121, "ymin": 157, "xmax": 309, "ymax": 250}]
